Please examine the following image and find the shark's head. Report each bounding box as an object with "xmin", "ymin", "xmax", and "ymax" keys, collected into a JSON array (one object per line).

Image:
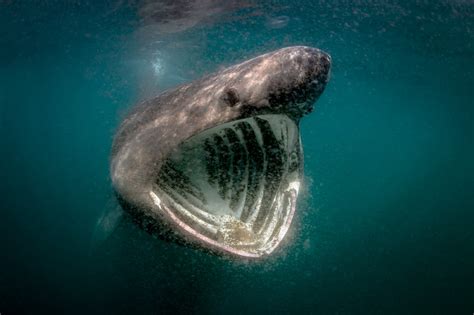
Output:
[
  {"xmin": 111, "ymin": 46, "xmax": 331, "ymax": 258},
  {"xmin": 219, "ymin": 46, "xmax": 331, "ymax": 119}
]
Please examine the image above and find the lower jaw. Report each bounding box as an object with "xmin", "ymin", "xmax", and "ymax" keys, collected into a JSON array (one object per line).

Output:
[{"xmin": 152, "ymin": 114, "xmax": 303, "ymax": 257}]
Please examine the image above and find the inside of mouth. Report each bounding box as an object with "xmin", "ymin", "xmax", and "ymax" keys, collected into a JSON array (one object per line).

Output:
[{"xmin": 153, "ymin": 114, "xmax": 302, "ymax": 257}]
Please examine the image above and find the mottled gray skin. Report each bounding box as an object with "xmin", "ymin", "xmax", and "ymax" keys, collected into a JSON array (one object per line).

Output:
[{"xmin": 111, "ymin": 46, "xmax": 331, "ymax": 221}]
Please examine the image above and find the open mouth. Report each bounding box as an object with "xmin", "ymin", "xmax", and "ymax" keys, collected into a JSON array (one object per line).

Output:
[{"xmin": 151, "ymin": 114, "xmax": 302, "ymax": 257}]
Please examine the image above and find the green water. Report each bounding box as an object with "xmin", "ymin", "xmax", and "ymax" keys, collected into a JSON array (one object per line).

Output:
[{"xmin": 1, "ymin": 1, "xmax": 473, "ymax": 314}]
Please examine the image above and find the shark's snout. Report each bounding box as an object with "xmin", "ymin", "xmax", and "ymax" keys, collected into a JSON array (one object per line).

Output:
[
  {"xmin": 262, "ymin": 46, "xmax": 332, "ymax": 118},
  {"xmin": 307, "ymin": 48, "xmax": 331, "ymax": 83}
]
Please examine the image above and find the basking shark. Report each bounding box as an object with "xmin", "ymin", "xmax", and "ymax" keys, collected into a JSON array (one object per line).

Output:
[{"xmin": 110, "ymin": 46, "xmax": 331, "ymax": 258}]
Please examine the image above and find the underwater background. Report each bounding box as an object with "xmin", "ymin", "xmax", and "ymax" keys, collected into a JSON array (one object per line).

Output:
[{"xmin": 1, "ymin": 0, "xmax": 473, "ymax": 314}]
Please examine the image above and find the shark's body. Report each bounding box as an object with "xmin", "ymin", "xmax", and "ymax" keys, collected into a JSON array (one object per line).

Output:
[{"xmin": 110, "ymin": 46, "xmax": 331, "ymax": 258}]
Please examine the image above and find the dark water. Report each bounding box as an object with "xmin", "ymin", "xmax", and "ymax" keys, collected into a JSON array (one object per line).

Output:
[{"xmin": 1, "ymin": 1, "xmax": 473, "ymax": 314}]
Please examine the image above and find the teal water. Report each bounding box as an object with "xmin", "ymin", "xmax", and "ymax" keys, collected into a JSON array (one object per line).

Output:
[{"xmin": 1, "ymin": 1, "xmax": 473, "ymax": 314}]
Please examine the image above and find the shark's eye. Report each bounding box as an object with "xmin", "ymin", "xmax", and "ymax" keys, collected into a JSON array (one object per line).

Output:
[{"xmin": 222, "ymin": 88, "xmax": 240, "ymax": 107}]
